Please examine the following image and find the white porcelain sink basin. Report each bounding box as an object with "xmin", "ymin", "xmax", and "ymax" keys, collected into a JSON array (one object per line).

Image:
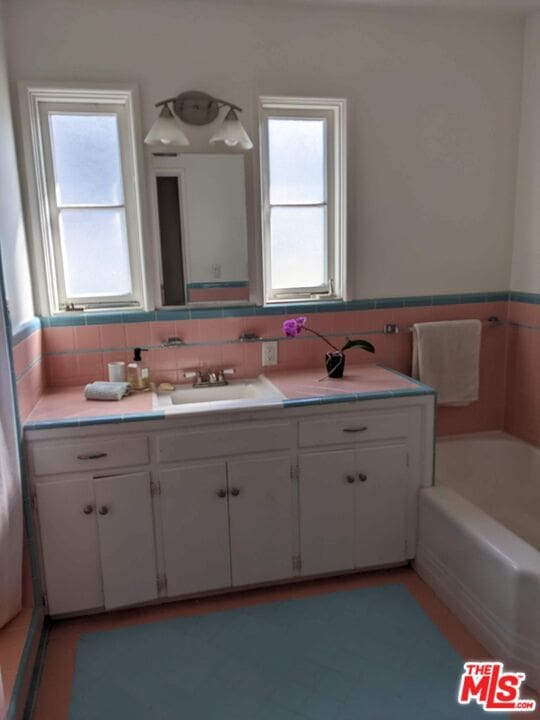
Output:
[{"xmin": 153, "ymin": 375, "xmax": 285, "ymax": 413}]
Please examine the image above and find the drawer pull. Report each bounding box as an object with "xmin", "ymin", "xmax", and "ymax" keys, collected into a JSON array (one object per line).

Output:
[
  {"xmin": 98, "ymin": 505, "xmax": 109, "ymax": 516},
  {"xmin": 358, "ymin": 473, "xmax": 368, "ymax": 482},
  {"xmin": 346, "ymin": 475, "xmax": 356, "ymax": 484},
  {"xmin": 82, "ymin": 504, "xmax": 94, "ymax": 515},
  {"xmin": 216, "ymin": 489, "xmax": 227, "ymax": 498},
  {"xmin": 230, "ymin": 488, "xmax": 241, "ymax": 497},
  {"xmin": 77, "ymin": 452, "xmax": 108, "ymax": 460},
  {"xmin": 342, "ymin": 427, "xmax": 368, "ymax": 434}
]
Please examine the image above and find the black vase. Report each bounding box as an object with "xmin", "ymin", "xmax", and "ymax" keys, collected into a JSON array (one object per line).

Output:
[{"xmin": 325, "ymin": 351, "xmax": 345, "ymax": 378}]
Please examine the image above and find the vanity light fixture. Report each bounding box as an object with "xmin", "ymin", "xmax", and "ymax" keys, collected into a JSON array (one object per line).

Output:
[{"xmin": 144, "ymin": 90, "xmax": 253, "ymax": 150}]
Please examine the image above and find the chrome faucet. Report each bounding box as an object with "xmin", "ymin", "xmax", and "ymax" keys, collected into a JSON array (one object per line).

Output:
[{"xmin": 184, "ymin": 368, "xmax": 235, "ymax": 388}]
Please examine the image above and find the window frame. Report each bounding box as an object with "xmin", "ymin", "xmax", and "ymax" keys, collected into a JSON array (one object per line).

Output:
[
  {"xmin": 259, "ymin": 96, "xmax": 347, "ymax": 304},
  {"xmin": 19, "ymin": 83, "xmax": 148, "ymax": 314}
]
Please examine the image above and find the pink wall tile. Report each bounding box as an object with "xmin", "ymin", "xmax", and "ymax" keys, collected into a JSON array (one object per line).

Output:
[
  {"xmin": 73, "ymin": 326, "xmax": 100, "ymax": 351},
  {"xmin": 16, "ymin": 362, "xmax": 45, "ymax": 423},
  {"xmin": 77, "ymin": 353, "xmax": 104, "ymax": 379},
  {"xmin": 221, "ymin": 343, "xmax": 244, "ymax": 371},
  {"xmin": 505, "ymin": 320, "xmax": 540, "ymax": 446},
  {"xmin": 175, "ymin": 320, "xmax": 200, "ymax": 344},
  {"xmin": 124, "ymin": 323, "xmax": 151, "ymax": 348},
  {"xmin": 99, "ymin": 324, "xmax": 126, "ymax": 349},
  {"xmin": 150, "ymin": 322, "xmax": 176, "ymax": 347},
  {"xmin": 16, "ymin": 301, "xmax": 538, "ymax": 444},
  {"xmin": 43, "ymin": 326, "xmax": 75, "ymax": 353},
  {"xmin": 188, "ymin": 287, "xmax": 250, "ymax": 302}
]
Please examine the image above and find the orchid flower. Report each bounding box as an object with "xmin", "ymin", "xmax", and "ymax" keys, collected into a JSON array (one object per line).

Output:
[{"xmin": 281, "ymin": 317, "xmax": 375, "ymax": 355}]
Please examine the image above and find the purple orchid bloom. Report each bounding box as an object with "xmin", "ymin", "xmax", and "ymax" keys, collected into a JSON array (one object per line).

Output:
[
  {"xmin": 281, "ymin": 316, "xmax": 375, "ymax": 355},
  {"xmin": 282, "ymin": 317, "xmax": 306, "ymax": 337}
]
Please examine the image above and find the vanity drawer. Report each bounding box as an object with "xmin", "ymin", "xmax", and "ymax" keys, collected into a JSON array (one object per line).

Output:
[
  {"xmin": 158, "ymin": 421, "xmax": 292, "ymax": 463},
  {"xmin": 31, "ymin": 436, "xmax": 150, "ymax": 476},
  {"xmin": 299, "ymin": 411, "xmax": 409, "ymax": 448}
]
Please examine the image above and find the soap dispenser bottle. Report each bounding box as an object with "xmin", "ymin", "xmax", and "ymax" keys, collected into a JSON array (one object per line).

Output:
[{"xmin": 127, "ymin": 347, "xmax": 150, "ymax": 391}]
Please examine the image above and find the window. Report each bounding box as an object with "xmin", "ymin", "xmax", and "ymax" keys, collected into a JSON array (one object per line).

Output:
[
  {"xmin": 259, "ymin": 97, "xmax": 346, "ymax": 303},
  {"xmin": 21, "ymin": 85, "xmax": 146, "ymax": 313}
]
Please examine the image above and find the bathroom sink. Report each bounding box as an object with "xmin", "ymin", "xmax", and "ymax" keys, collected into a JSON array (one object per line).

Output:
[{"xmin": 152, "ymin": 375, "xmax": 285, "ymax": 412}]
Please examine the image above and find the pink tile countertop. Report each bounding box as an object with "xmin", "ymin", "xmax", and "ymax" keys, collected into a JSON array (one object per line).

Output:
[{"xmin": 24, "ymin": 364, "xmax": 434, "ymax": 431}]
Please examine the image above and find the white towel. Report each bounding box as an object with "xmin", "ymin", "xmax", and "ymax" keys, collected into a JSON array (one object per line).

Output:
[
  {"xmin": 84, "ymin": 381, "xmax": 132, "ymax": 401},
  {"xmin": 412, "ymin": 320, "xmax": 481, "ymax": 406}
]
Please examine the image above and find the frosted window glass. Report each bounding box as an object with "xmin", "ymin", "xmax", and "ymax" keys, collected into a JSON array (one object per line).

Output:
[
  {"xmin": 59, "ymin": 209, "xmax": 132, "ymax": 297},
  {"xmin": 49, "ymin": 114, "xmax": 124, "ymax": 206},
  {"xmin": 270, "ymin": 207, "xmax": 325, "ymax": 289},
  {"xmin": 268, "ymin": 119, "xmax": 325, "ymax": 205}
]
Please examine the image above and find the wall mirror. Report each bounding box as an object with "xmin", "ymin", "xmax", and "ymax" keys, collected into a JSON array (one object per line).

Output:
[{"xmin": 150, "ymin": 154, "xmax": 249, "ymax": 306}]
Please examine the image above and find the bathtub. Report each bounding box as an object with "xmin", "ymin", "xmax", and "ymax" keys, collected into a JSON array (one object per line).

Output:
[{"xmin": 415, "ymin": 432, "xmax": 540, "ymax": 692}]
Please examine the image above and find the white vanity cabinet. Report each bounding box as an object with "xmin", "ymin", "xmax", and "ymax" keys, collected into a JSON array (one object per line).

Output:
[
  {"xmin": 35, "ymin": 471, "xmax": 158, "ymax": 614},
  {"xmin": 227, "ymin": 454, "xmax": 294, "ymax": 587},
  {"xmin": 160, "ymin": 462, "xmax": 231, "ymax": 597},
  {"xmin": 299, "ymin": 445, "xmax": 409, "ymax": 577},
  {"xmin": 160, "ymin": 454, "xmax": 295, "ymax": 596},
  {"xmin": 27, "ymin": 392, "xmax": 434, "ymax": 617}
]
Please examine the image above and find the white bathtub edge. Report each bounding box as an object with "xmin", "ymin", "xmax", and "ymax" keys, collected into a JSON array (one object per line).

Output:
[{"xmin": 415, "ymin": 486, "xmax": 540, "ymax": 692}]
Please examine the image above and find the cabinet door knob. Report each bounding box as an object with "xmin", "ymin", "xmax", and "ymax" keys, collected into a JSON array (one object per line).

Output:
[
  {"xmin": 346, "ymin": 475, "xmax": 356, "ymax": 484},
  {"xmin": 216, "ymin": 489, "xmax": 227, "ymax": 498},
  {"xmin": 358, "ymin": 473, "xmax": 368, "ymax": 482},
  {"xmin": 83, "ymin": 504, "xmax": 94, "ymax": 515},
  {"xmin": 77, "ymin": 452, "xmax": 108, "ymax": 460},
  {"xmin": 230, "ymin": 488, "xmax": 240, "ymax": 497},
  {"xmin": 342, "ymin": 426, "xmax": 368, "ymax": 434},
  {"xmin": 98, "ymin": 505, "xmax": 109, "ymax": 515}
]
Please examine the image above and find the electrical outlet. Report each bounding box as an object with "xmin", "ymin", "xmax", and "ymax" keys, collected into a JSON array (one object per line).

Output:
[{"xmin": 262, "ymin": 341, "xmax": 278, "ymax": 367}]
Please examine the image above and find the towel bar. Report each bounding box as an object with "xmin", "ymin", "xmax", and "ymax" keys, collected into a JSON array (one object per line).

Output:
[{"xmin": 383, "ymin": 316, "xmax": 502, "ymax": 335}]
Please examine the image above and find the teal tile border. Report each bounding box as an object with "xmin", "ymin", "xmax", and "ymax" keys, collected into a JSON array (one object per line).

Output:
[
  {"xmin": 510, "ymin": 291, "xmax": 540, "ymax": 304},
  {"xmin": 25, "ymin": 410, "xmax": 166, "ymax": 431},
  {"xmin": 38, "ymin": 291, "xmax": 516, "ymax": 327},
  {"xmin": 21, "ymin": 615, "xmax": 49, "ymax": 720},
  {"xmin": 12, "ymin": 317, "xmax": 41, "ymax": 345},
  {"xmin": 8, "ymin": 608, "xmax": 45, "ymax": 720},
  {"xmin": 186, "ymin": 281, "xmax": 249, "ymax": 289},
  {"xmin": 382, "ymin": 365, "xmax": 436, "ymax": 395}
]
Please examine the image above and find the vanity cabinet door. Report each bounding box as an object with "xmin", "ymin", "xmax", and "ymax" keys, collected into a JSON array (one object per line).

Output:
[
  {"xmin": 35, "ymin": 478, "xmax": 103, "ymax": 615},
  {"xmin": 227, "ymin": 455, "xmax": 294, "ymax": 587},
  {"xmin": 94, "ymin": 472, "xmax": 158, "ymax": 609},
  {"xmin": 354, "ymin": 445, "xmax": 409, "ymax": 569},
  {"xmin": 299, "ymin": 449, "xmax": 357, "ymax": 577},
  {"xmin": 160, "ymin": 463, "xmax": 231, "ymax": 597}
]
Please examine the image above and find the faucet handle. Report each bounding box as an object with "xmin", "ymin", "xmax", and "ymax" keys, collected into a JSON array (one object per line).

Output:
[{"xmin": 184, "ymin": 370, "xmax": 204, "ymax": 385}]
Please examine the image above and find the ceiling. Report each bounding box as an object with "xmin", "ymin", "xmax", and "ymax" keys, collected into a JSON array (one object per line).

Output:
[{"xmin": 247, "ymin": 0, "xmax": 540, "ymax": 11}]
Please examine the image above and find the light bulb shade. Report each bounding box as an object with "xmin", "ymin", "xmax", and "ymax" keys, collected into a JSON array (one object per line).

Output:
[
  {"xmin": 144, "ymin": 105, "xmax": 190, "ymax": 146},
  {"xmin": 209, "ymin": 108, "xmax": 253, "ymax": 150}
]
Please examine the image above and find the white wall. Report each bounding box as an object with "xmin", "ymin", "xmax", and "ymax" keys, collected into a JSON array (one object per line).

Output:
[
  {"xmin": 0, "ymin": 0, "xmax": 33, "ymax": 331},
  {"xmin": 4, "ymin": 0, "xmax": 525, "ymax": 300},
  {"xmin": 511, "ymin": 11, "xmax": 540, "ymax": 295}
]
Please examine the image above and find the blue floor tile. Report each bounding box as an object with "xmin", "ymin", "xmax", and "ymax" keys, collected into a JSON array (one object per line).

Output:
[{"xmin": 68, "ymin": 584, "xmax": 505, "ymax": 719}]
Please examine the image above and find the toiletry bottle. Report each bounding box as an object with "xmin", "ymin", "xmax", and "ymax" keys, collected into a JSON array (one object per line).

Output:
[{"xmin": 127, "ymin": 347, "xmax": 150, "ymax": 391}]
